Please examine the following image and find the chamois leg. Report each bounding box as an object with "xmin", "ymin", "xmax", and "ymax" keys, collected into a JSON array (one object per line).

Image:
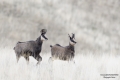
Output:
[
  {"xmin": 16, "ymin": 53, "xmax": 20, "ymax": 63},
  {"xmin": 24, "ymin": 56, "xmax": 29, "ymax": 64},
  {"xmin": 16, "ymin": 56, "xmax": 19, "ymax": 63},
  {"xmin": 73, "ymin": 60, "xmax": 75, "ymax": 64},
  {"xmin": 70, "ymin": 59, "xmax": 75, "ymax": 64},
  {"xmin": 35, "ymin": 55, "xmax": 42, "ymax": 65},
  {"xmin": 48, "ymin": 57, "xmax": 54, "ymax": 63}
]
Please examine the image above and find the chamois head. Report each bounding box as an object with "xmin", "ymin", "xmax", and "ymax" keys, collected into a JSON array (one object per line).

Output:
[
  {"xmin": 68, "ymin": 33, "xmax": 77, "ymax": 45},
  {"xmin": 40, "ymin": 29, "xmax": 48, "ymax": 41}
]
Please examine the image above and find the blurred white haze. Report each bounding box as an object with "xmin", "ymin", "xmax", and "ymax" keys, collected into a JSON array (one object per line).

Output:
[{"xmin": 0, "ymin": 0, "xmax": 120, "ymax": 80}]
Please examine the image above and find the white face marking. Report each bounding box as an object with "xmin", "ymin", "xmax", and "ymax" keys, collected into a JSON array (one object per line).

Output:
[
  {"xmin": 70, "ymin": 39, "xmax": 76, "ymax": 45},
  {"xmin": 41, "ymin": 34, "xmax": 47, "ymax": 41},
  {"xmin": 73, "ymin": 38, "xmax": 75, "ymax": 41}
]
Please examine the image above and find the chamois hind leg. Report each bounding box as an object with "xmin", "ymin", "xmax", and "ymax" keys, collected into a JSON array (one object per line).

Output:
[
  {"xmin": 16, "ymin": 53, "xmax": 20, "ymax": 63},
  {"xmin": 16, "ymin": 56, "xmax": 19, "ymax": 63},
  {"xmin": 24, "ymin": 56, "xmax": 29, "ymax": 64}
]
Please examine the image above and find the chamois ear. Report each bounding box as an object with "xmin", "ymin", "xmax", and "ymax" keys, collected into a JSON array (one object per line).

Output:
[
  {"xmin": 72, "ymin": 33, "xmax": 75, "ymax": 39},
  {"xmin": 40, "ymin": 29, "xmax": 47, "ymax": 34}
]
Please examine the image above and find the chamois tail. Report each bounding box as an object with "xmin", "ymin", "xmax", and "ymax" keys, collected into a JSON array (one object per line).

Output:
[{"xmin": 50, "ymin": 45, "xmax": 53, "ymax": 47}]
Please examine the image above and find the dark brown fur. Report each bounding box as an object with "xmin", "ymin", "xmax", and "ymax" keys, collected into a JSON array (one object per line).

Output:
[
  {"xmin": 50, "ymin": 44, "xmax": 75, "ymax": 61},
  {"xmin": 14, "ymin": 29, "xmax": 48, "ymax": 65},
  {"xmin": 49, "ymin": 33, "xmax": 76, "ymax": 62}
]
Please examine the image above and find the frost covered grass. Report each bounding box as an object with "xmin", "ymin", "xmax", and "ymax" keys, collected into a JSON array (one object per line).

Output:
[
  {"xmin": 0, "ymin": 48, "xmax": 120, "ymax": 80},
  {"xmin": 0, "ymin": 0, "xmax": 120, "ymax": 80}
]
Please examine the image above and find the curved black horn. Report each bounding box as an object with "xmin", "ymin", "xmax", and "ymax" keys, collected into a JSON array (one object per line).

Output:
[
  {"xmin": 72, "ymin": 33, "xmax": 75, "ymax": 39},
  {"xmin": 68, "ymin": 34, "xmax": 71, "ymax": 38}
]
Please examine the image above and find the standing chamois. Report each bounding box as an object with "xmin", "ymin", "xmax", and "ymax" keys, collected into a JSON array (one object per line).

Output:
[
  {"xmin": 14, "ymin": 29, "xmax": 48, "ymax": 65},
  {"xmin": 49, "ymin": 33, "xmax": 76, "ymax": 62}
]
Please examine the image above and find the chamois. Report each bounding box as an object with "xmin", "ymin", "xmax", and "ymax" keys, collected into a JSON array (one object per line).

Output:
[
  {"xmin": 49, "ymin": 33, "xmax": 76, "ymax": 62},
  {"xmin": 14, "ymin": 29, "xmax": 48, "ymax": 65}
]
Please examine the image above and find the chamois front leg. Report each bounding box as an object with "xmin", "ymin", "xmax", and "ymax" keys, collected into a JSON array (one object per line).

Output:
[
  {"xmin": 48, "ymin": 57, "xmax": 54, "ymax": 63},
  {"xmin": 72, "ymin": 60, "xmax": 75, "ymax": 64},
  {"xmin": 34, "ymin": 55, "xmax": 42, "ymax": 65}
]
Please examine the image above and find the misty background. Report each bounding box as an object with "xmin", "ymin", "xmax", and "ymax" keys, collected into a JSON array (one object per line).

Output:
[{"xmin": 0, "ymin": 0, "xmax": 120, "ymax": 54}]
